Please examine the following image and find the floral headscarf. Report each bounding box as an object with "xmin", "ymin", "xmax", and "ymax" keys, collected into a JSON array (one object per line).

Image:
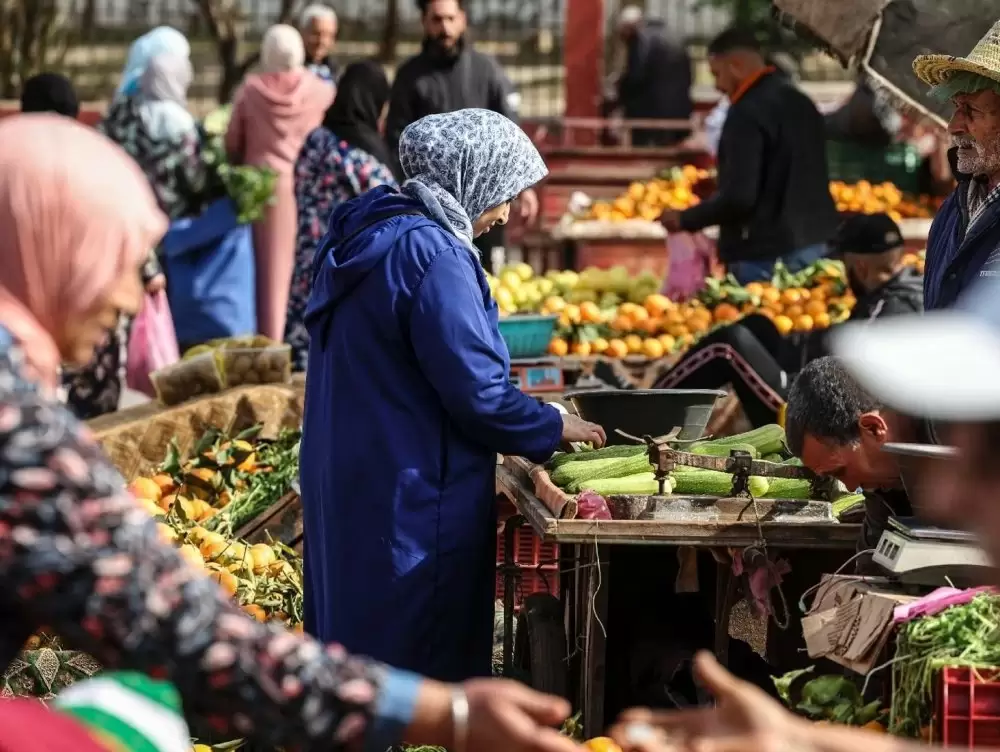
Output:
[{"xmin": 398, "ymin": 108, "xmax": 547, "ymax": 248}]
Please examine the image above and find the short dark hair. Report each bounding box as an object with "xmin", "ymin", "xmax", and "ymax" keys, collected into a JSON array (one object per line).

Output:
[
  {"xmin": 708, "ymin": 27, "xmax": 762, "ymax": 57},
  {"xmin": 417, "ymin": 0, "xmax": 464, "ymax": 14},
  {"xmin": 785, "ymin": 357, "xmax": 883, "ymax": 456}
]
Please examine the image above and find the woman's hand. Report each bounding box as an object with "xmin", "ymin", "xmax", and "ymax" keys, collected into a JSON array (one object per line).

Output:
[
  {"xmin": 408, "ymin": 678, "xmax": 579, "ymax": 752},
  {"xmin": 610, "ymin": 652, "xmax": 810, "ymax": 752},
  {"xmin": 561, "ymin": 413, "xmax": 607, "ymax": 447}
]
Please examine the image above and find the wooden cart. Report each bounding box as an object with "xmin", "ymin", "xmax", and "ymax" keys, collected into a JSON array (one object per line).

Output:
[{"xmin": 495, "ymin": 456, "xmax": 859, "ymax": 738}]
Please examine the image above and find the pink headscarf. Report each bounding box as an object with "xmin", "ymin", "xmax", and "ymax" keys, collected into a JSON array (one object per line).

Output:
[{"xmin": 0, "ymin": 114, "xmax": 167, "ymax": 390}]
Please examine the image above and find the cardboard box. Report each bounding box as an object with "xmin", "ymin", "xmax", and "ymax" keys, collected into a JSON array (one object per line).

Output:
[{"xmin": 802, "ymin": 575, "xmax": 919, "ymax": 674}]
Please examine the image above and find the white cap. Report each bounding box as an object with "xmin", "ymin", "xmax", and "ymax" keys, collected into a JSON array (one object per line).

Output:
[{"xmin": 831, "ymin": 277, "xmax": 1000, "ymax": 421}]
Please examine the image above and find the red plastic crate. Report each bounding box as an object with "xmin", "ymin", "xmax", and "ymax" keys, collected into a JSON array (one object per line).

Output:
[
  {"xmin": 495, "ymin": 498, "xmax": 560, "ymax": 607},
  {"xmin": 937, "ymin": 667, "xmax": 1000, "ymax": 747}
]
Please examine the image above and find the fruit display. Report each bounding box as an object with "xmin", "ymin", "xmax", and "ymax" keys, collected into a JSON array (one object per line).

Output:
[
  {"xmin": 202, "ymin": 106, "xmax": 277, "ymax": 224},
  {"xmin": 576, "ymin": 169, "xmax": 936, "ymax": 224}
]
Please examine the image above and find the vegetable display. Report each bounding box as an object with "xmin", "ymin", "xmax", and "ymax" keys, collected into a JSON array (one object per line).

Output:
[
  {"xmin": 201, "ymin": 106, "xmax": 277, "ymax": 224},
  {"xmin": 773, "ymin": 667, "xmax": 884, "ymax": 729}
]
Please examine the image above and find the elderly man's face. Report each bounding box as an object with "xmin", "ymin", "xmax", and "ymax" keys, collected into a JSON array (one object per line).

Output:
[
  {"xmin": 302, "ymin": 16, "xmax": 336, "ymax": 62},
  {"xmin": 949, "ymin": 89, "xmax": 1000, "ymax": 177}
]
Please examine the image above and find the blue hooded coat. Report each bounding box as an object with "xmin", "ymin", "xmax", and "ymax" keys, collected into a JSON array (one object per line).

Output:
[{"xmin": 300, "ymin": 184, "xmax": 562, "ymax": 680}]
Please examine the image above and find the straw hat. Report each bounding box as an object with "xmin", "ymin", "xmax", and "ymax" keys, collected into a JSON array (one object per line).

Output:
[{"xmin": 913, "ymin": 18, "xmax": 1000, "ymax": 86}]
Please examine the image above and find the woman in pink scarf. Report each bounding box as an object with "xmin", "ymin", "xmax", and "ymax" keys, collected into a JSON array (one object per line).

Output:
[{"xmin": 226, "ymin": 24, "xmax": 334, "ymax": 340}]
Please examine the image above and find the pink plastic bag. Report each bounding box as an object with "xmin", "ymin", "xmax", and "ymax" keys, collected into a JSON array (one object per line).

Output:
[
  {"xmin": 127, "ymin": 291, "xmax": 180, "ymax": 397},
  {"xmin": 662, "ymin": 231, "xmax": 715, "ymax": 301}
]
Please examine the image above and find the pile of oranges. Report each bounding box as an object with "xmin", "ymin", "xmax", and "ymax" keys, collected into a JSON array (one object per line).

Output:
[
  {"xmin": 829, "ymin": 180, "xmax": 937, "ymax": 220},
  {"xmin": 586, "ymin": 165, "xmax": 709, "ymax": 222}
]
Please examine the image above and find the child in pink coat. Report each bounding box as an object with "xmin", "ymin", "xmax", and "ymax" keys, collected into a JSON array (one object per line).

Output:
[{"xmin": 226, "ymin": 24, "xmax": 334, "ymax": 341}]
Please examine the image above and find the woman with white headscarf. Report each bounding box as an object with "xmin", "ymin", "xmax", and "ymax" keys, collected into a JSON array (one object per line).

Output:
[
  {"xmin": 116, "ymin": 26, "xmax": 190, "ymax": 99},
  {"xmin": 299, "ymin": 108, "xmax": 605, "ymax": 683},
  {"xmin": 225, "ymin": 24, "xmax": 333, "ymax": 341}
]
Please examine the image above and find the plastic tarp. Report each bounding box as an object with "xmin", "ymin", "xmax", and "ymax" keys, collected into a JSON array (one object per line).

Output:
[
  {"xmin": 772, "ymin": 0, "xmax": 890, "ymax": 64},
  {"xmin": 860, "ymin": 0, "xmax": 999, "ymax": 127}
]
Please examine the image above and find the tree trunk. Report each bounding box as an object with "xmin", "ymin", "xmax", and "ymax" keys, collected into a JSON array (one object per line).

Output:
[
  {"xmin": 379, "ymin": 0, "xmax": 400, "ymax": 63},
  {"xmin": 0, "ymin": 0, "xmax": 70, "ymax": 99}
]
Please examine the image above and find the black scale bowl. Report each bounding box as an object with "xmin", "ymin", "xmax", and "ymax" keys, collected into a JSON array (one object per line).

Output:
[{"xmin": 564, "ymin": 389, "xmax": 727, "ymax": 445}]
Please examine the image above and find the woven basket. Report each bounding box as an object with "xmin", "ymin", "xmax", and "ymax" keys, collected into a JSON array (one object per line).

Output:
[{"xmin": 89, "ymin": 384, "xmax": 305, "ymax": 481}]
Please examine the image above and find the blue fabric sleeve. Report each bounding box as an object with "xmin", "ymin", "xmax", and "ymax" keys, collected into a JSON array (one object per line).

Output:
[
  {"xmin": 365, "ymin": 668, "xmax": 423, "ymax": 752},
  {"xmin": 409, "ymin": 248, "xmax": 564, "ymax": 463}
]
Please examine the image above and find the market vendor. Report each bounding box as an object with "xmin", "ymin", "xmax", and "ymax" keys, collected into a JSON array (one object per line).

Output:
[
  {"xmin": 659, "ymin": 28, "xmax": 838, "ymax": 285},
  {"xmin": 598, "ymin": 214, "xmax": 922, "ymax": 426},
  {"xmin": 300, "ymin": 109, "xmax": 605, "ymax": 683},
  {"xmin": 916, "ymin": 19, "xmax": 1000, "ymax": 310}
]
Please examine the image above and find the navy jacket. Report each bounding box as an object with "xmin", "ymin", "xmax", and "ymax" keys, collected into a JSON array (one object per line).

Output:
[
  {"xmin": 924, "ymin": 152, "xmax": 1000, "ymax": 310},
  {"xmin": 300, "ymin": 186, "xmax": 562, "ymax": 680}
]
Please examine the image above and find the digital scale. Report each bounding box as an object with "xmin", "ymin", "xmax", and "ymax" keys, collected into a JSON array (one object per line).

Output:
[
  {"xmin": 872, "ymin": 517, "xmax": 992, "ymax": 587},
  {"xmin": 509, "ymin": 358, "xmax": 566, "ymax": 394}
]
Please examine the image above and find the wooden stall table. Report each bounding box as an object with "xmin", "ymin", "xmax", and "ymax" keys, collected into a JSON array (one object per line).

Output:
[{"xmin": 495, "ymin": 456, "xmax": 859, "ymax": 739}]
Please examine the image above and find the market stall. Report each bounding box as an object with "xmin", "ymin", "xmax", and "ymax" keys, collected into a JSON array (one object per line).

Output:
[{"xmin": 493, "ymin": 409, "xmax": 863, "ymax": 739}]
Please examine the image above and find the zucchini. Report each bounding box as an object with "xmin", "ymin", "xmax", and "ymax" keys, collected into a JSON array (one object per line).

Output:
[
  {"xmin": 552, "ymin": 453, "xmax": 653, "ymax": 491},
  {"xmin": 579, "ymin": 472, "xmax": 664, "ymax": 496},
  {"xmin": 700, "ymin": 425, "xmax": 786, "ymax": 457},
  {"xmin": 762, "ymin": 453, "xmax": 785, "ymax": 462},
  {"xmin": 671, "ymin": 469, "xmax": 769, "ymax": 497},
  {"xmin": 548, "ymin": 444, "xmax": 646, "ymax": 471},
  {"xmin": 764, "ymin": 477, "xmax": 814, "ymax": 500},
  {"xmin": 782, "ymin": 457, "xmax": 804, "ymax": 467},
  {"xmin": 691, "ymin": 442, "xmax": 759, "ymax": 459},
  {"xmin": 832, "ymin": 492, "xmax": 865, "ymax": 519}
]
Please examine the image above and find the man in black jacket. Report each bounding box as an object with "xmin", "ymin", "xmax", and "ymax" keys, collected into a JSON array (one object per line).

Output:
[
  {"xmin": 386, "ymin": 0, "xmax": 538, "ymax": 255},
  {"xmin": 610, "ymin": 7, "xmax": 693, "ymax": 147},
  {"xmin": 661, "ymin": 28, "xmax": 838, "ymax": 284}
]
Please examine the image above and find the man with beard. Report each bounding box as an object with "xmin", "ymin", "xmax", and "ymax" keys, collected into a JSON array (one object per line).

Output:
[
  {"xmin": 386, "ymin": 0, "xmax": 538, "ymax": 254},
  {"xmin": 299, "ymin": 4, "xmax": 339, "ymax": 84},
  {"xmin": 916, "ymin": 20, "xmax": 1000, "ymax": 310}
]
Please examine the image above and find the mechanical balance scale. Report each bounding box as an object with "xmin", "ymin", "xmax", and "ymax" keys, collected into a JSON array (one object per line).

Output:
[{"xmin": 870, "ymin": 443, "xmax": 993, "ymax": 588}]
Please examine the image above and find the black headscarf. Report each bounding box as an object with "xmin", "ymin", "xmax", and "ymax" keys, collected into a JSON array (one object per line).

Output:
[
  {"xmin": 321, "ymin": 60, "xmax": 392, "ymax": 169},
  {"xmin": 20, "ymin": 73, "xmax": 79, "ymax": 118}
]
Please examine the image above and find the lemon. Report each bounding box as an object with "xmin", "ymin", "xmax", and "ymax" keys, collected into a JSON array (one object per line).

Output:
[
  {"xmin": 514, "ymin": 262, "xmax": 534, "ymax": 281},
  {"xmin": 494, "ymin": 286, "xmax": 515, "ymax": 309},
  {"xmin": 499, "ymin": 271, "xmax": 522, "ymax": 290}
]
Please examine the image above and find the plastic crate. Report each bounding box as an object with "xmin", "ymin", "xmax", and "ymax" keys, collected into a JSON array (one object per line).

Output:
[
  {"xmin": 498, "ymin": 315, "xmax": 559, "ymax": 359},
  {"xmin": 937, "ymin": 667, "xmax": 1000, "ymax": 747},
  {"xmin": 494, "ymin": 504, "xmax": 560, "ymax": 608},
  {"xmin": 826, "ymin": 141, "xmax": 922, "ymax": 195}
]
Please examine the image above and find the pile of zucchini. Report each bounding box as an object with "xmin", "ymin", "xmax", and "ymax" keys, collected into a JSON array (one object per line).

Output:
[{"xmin": 547, "ymin": 425, "xmax": 813, "ymax": 498}]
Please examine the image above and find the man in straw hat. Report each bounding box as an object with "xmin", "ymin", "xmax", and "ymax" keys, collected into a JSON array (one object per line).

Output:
[{"xmin": 915, "ymin": 19, "xmax": 1000, "ymax": 311}]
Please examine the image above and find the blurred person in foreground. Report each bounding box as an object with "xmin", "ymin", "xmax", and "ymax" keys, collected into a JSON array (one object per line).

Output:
[
  {"xmin": 913, "ymin": 19, "xmax": 1000, "ymax": 310},
  {"xmin": 300, "ymin": 3, "xmax": 339, "ymax": 84},
  {"xmin": 608, "ymin": 278, "xmax": 1000, "ymax": 752},
  {"xmin": 226, "ymin": 24, "xmax": 334, "ymax": 341},
  {"xmin": 385, "ymin": 0, "xmax": 538, "ymax": 254},
  {"xmin": 285, "ymin": 60, "xmax": 398, "ymax": 371},
  {"xmin": 660, "ymin": 28, "xmax": 837, "ymax": 285},
  {"xmin": 608, "ymin": 6, "xmax": 693, "ymax": 147},
  {"xmin": 0, "ymin": 112, "xmax": 581, "ymax": 752},
  {"xmin": 20, "ymin": 72, "xmax": 79, "ymax": 118},
  {"xmin": 300, "ymin": 109, "xmax": 605, "ymax": 682}
]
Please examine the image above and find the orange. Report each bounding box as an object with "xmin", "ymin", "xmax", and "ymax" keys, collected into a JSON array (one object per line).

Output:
[
  {"xmin": 548, "ymin": 337, "xmax": 569, "ymax": 357},
  {"xmin": 783, "ymin": 304, "xmax": 804, "ymax": 319},
  {"xmin": 611, "ymin": 314, "xmax": 633, "ymax": 333},
  {"xmin": 629, "ymin": 306, "xmax": 650, "ymax": 323},
  {"xmin": 638, "ymin": 316, "xmax": 661, "ymax": 335},
  {"xmin": 774, "ymin": 315, "xmax": 794, "ymax": 335},
  {"xmin": 780, "ymin": 288, "xmax": 802, "ymax": 306},
  {"xmin": 605, "ymin": 338, "xmax": 629, "ymax": 358},
  {"xmin": 178, "ymin": 544, "xmax": 204, "ymax": 569},
  {"xmin": 624, "ymin": 334, "xmax": 644, "ymax": 354},
  {"xmin": 761, "ymin": 287, "xmax": 782, "ymax": 305},
  {"xmin": 570, "ymin": 341, "xmax": 592, "ymax": 357},
  {"xmin": 740, "ymin": 302, "xmax": 757, "ymax": 314},
  {"xmin": 644, "ymin": 293, "xmax": 673, "ymax": 317},
  {"xmin": 243, "ymin": 603, "xmax": 268, "ymax": 621},
  {"xmin": 667, "ymin": 323, "xmax": 691, "ymax": 339},
  {"xmin": 641, "ymin": 337, "xmax": 665, "ymax": 359},
  {"xmin": 744, "ymin": 281, "xmax": 765, "ymax": 297},
  {"xmin": 128, "ymin": 477, "xmax": 162, "ymax": 503},
  {"xmin": 151, "ymin": 473, "xmax": 176, "ymax": 495},
  {"xmin": 657, "ymin": 334, "xmax": 676, "ymax": 353},
  {"xmin": 562, "ymin": 304, "xmax": 582, "ymax": 325},
  {"xmin": 793, "ymin": 314, "xmax": 814, "ymax": 332},
  {"xmin": 579, "ymin": 301, "xmax": 602, "ymax": 324},
  {"xmin": 211, "ymin": 569, "xmax": 240, "ymax": 597},
  {"xmin": 542, "ymin": 295, "xmax": 566, "ymax": 313},
  {"xmin": 713, "ymin": 302, "xmax": 741, "ymax": 323},
  {"xmin": 805, "ymin": 299, "xmax": 827, "ymax": 317},
  {"xmin": 812, "ymin": 311, "xmax": 831, "ymax": 329},
  {"xmin": 584, "ymin": 739, "xmax": 623, "ymax": 752},
  {"xmin": 590, "ymin": 337, "xmax": 609, "ymax": 354},
  {"xmin": 757, "ymin": 307, "xmax": 777, "ymax": 321}
]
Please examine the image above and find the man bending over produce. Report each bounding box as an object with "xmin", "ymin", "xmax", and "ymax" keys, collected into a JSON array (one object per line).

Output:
[
  {"xmin": 605, "ymin": 277, "xmax": 1000, "ymax": 752},
  {"xmin": 784, "ymin": 357, "xmax": 928, "ymax": 569}
]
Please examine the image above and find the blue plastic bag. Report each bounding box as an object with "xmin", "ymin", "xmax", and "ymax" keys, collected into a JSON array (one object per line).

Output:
[{"xmin": 161, "ymin": 198, "xmax": 256, "ymax": 349}]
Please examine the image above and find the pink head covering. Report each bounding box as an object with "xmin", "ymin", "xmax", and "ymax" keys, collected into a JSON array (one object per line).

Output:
[{"xmin": 0, "ymin": 114, "xmax": 167, "ymax": 389}]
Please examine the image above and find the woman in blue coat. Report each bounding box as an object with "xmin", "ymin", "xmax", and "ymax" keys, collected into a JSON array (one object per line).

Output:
[{"xmin": 300, "ymin": 109, "xmax": 605, "ymax": 682}]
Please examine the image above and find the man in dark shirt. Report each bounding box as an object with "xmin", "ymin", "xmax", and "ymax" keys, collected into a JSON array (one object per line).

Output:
[
  {"xmin": 610, "ymin": 7, "xmax": 693, "ymax": 147},
  {"xmin": 386, "ymin": 0, "xmax": 538, "ymax": 254},
  {"xmin": 661, "ymin": 28, "xmax": 838, "ymax": 285}
]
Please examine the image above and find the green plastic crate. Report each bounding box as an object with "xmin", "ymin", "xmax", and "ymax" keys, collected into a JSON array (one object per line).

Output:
[{"xmin": 826, "ymin": 141, "xmax": 922, "ymax": 194}]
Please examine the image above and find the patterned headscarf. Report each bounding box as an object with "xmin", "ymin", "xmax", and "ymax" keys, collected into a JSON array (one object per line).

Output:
[{"xmin": 398, "ymin": 108, "xmax": 547, "ymax": 248}]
